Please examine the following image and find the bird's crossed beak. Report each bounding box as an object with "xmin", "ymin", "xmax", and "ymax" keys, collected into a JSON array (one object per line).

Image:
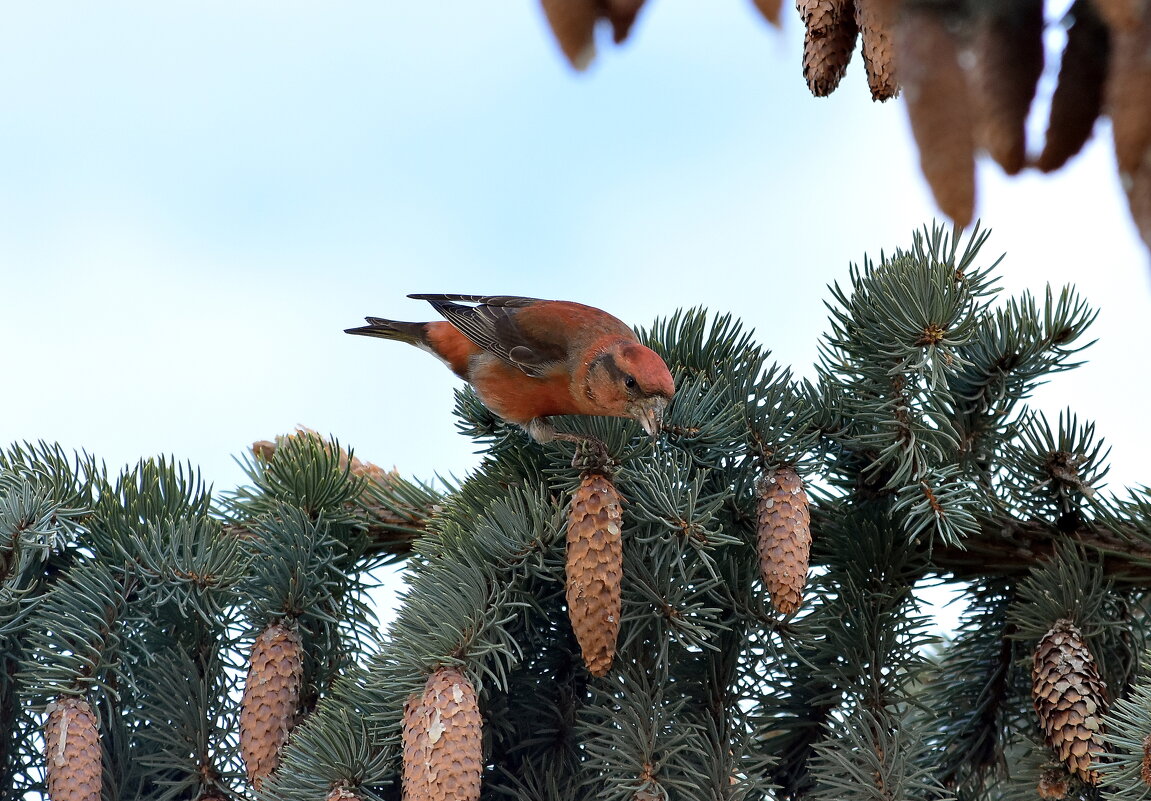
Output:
[{"xmin": 631, "ymin": 396, "xmax": 668, "ymax": 439}]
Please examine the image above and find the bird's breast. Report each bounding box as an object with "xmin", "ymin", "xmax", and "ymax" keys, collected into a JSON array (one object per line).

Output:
[{"xmin": 467, "ymin": 354, "xmax": 576, "ymax": 425}]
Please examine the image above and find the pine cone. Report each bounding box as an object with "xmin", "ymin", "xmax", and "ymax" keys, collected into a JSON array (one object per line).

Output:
[
  {"xmin": 240, "ymin": 621, "xmax": 303, "ymax": 790},
  {"xmin": 755, "ymin": 467, "xmax": 811, "ymax": 616},
  {"xmin": 855, "ymin": 0, "xmax": 899, "ymax": 101},
  {"xmin": 566, "ymin": 471, "xmax": 624, "ymax": 676},
  {"xmin": 604, "ymin": 0, "xmax": 646, "ymax": 43},
  {"xmin": 1092, "ymin": 0, "xmax": 1143, "ymax": 30},
  {"xmin": 540, "ymin": 0, "xmax": 599, "ymax": 71},
  {"xmin": 1107, "ymin": 2, "xmax": 1151, "ymax": 176},
  {"xmin": 897, "ymin": 5, "xmax": 976, "ymax": 227},
  {"xmin": 970, "ymin": 0, "xmax": 1045, "ymax": 175},
  {"xmin": 1037, "ymin": 765, "xmax": 1070, "ymax": 799},
  {"xmin": 798, "ymin": 0, "xmax": 859, "ymax": 97},
  {"xmin": 402, "ymin": 666, "xmax": 483, "ymax": 801},
  {"xmin": 1142, "ymin": 733, "xmax": 1151, "ymax": 785},
  {"xmin": 45, "ymin": 695, "xmax": 101, "ymax": 801},
  {"xmin": 1032, "ymin": 619, "xmax": 1107, "ymax": 784},
  {"xmin": 751, "ymin": 0, "xmax": 784, "ymax": 27},
  {"xmin": 1036, "ymin": 0, "xmax": 1111, "ymax": 172}
]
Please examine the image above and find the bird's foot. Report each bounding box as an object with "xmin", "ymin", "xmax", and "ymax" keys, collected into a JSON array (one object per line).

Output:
[{"xmin": 552, "ymin": 432, "xmax": 614, "ymax": 473}]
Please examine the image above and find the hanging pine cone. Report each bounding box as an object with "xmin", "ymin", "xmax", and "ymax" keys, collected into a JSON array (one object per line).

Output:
[
  {"xmin": 401, "ymin": 666, "xmax": 483, "ymax": 801},
  {"xmin": 750, "ymin": 0, "xmax": 784, "ymax": 27},
  {"xmin": 970, "ymin": 0, "xmax": 1045, "ymax": 175},
  {"xmin": 566, "ymin": 470, "xmax": 624, "ymax": 676},
  {"xmin": 240, "ymin": 621, "xmax": 303, "ymax": 790},
  {"xmin": 755, "ymin": 467, "xmax": 811, "ymax": 616},
  {"xmin": 798, "ymin": 0, "xmax": 859, "ymax": 97},
  {"xmin": 1092, "ymin": 0, "xmax": 1143, "ymax": 30},
  {"xmin": 855, "ymin": 0, "xmax": 899, "ymax": 100},
  {"xmin": 897, "ymin": 4, "xmax": 976, "ymax": 227},
  {"xmin": 1032, "ymin": 619, "xmax": 1107, "ymax": 784},
  {"xmin": 1036, "ymin": 0, "xmax": 1111, "ymax": 172},
  {"xmin": 540, "ymin": 0, "xmax": 599, "ymax": 71},
  {"xmin": 603, "ymin": 0, "xmax": 647, "ymax": 43},
  {"xmin": 45, "ymin": 695, "xmax": 101, "ymax": 801},
  {"xmin": 1107, "ymin": 2, "xmax": 1151, "ymax": 177}
]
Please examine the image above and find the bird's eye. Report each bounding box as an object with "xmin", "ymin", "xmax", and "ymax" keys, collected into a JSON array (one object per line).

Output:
[{"xmin": 624, "ymin": 375, "xmax": 637, "ymax": 390}]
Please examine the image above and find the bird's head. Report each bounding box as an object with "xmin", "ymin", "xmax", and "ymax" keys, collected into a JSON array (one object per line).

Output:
[{"xmin": 584, "ymin": 342, "xmax": 675, "ymax": 437}]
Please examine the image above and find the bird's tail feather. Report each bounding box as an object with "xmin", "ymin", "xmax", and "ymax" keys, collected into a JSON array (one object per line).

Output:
[{"xmin": 344, "ymin": 317, "xmax": 427, "ymax": 345}]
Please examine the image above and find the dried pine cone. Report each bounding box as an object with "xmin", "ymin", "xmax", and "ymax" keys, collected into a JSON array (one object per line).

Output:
[
  {"xmin": 1032, "ymin": 619, "xmax": 1107, "ymax": 784},
  {"xmin": 855, "ymin": 0, "xmax": 899, "ymax": 100},
  {"xmin": 970, "ymin": 0, "xmax": 1045, "ymax": 174},
  {"xmin": 1036, "ymin": 0, "xmax": 1111, "ymax": 172},
  {"xmin": 1092, "ymin": 0, "xmax": 1143, "ymax": 30},
  {"xmin": 45, "ymin": 695, "xmax": 101, "ymax": 801},
  {"xmin": 540, "ymin": 0, "xmax": 600, "ymax": 71},
  {"xmin": 798, "ymin": 0, "xmax": 859, "ymax": 97},
  {"xmin": 1107, "ymin": 2, "xmax": 1151, "ymax": 176},
  {"xmin": 240, "ymin": 621, "xmax": 303, "ymax": 790},
  {"xmin": 1037, "ymin": 765, "xmax": 1070, "ymax": 799},
  {"xmin": 897, "ymin": 5, "xmax": 976, "ymax": 227},
  {"xmin": 402, "ymin": 666, "xmax": 483, "ymax": 801},
  {"xmin": 750, "ymin": 0, "xmax": 784, "ymax": 27},
  {"xmin": 566, "ymin": 471, "xmax": 624, "ymax": 676},
  {"xmin": 603, "ymin": 0, "xmax": 647, "ymax": 43},
  {"xmin": 755, "ymin": 467, "xmax": 811, "ymax": 616}
]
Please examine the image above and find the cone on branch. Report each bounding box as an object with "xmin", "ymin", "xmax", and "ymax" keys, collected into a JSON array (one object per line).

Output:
[
  {"xmin": 240, "ymin": 621, "xmax": 304, "ymax": 790},
  {"xmin": 1031, "ymin": 619, "xmax": 1107, "ymax": 784},
  {"xmin": 566, "ymin": 470, "xmax": 624, "ymax": 676},
  {"xmin": 855, "ymin": 0, "xmax": 899, "ymax": 100},
  {"xmin": 897, "ymin": 4, "xmax": 976, "ymax": 227},
  {"xmin": 755, "ymin": 467, "xmax": 811, "ymax": 616},
  {"xmin": 45, "ymin": 695, "xmax": 101, "ymax": 801},
  {"xmin": 1036, "ymin": 0, "xmax": 1111, "ymax": 172},
  {"xmin": 401, "ymin": 666, "xmax": 483, "ymax": 801},
  {"xmin": 798, "ymin": 0, "xmax": 859, "ymax": 97},
  {"xmin": 970, "ymin": 0, "xmax": 1045, "ymax": 175}
]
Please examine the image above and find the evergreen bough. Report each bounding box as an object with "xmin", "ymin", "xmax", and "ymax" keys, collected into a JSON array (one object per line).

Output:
[{"xmin": 2, "ymin": 223, "xmax": 1149, "ymax": 800}]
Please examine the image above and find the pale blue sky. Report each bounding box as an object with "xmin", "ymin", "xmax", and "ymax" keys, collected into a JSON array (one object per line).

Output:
[{"xmin": 3, "ymin": 2, "xmax": 1148, "ymax": 501}]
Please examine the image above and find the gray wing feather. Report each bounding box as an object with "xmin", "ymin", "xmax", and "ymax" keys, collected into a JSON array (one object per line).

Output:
[{"xmin": 408, "ymin": 294, "xmax": 565, "ymax": 378}]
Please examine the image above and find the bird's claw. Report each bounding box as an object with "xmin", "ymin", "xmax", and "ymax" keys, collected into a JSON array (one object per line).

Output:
[{"xmin": 553, "ymin": 433, "xmax": 613, "ymax": 473}]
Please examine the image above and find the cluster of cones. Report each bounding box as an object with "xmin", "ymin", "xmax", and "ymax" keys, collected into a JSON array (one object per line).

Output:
[{"xmin": 538, "ymin": 0, "xmax": 1151, "ymax": 253}]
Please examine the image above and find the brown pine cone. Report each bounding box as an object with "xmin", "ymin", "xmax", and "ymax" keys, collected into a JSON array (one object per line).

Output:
[
  {"xmin": 855, "ymin": 0, "xmax": 899, "ymax": 100},
  {"xmin": 1107, "ymin": 2, "xmax": 1151, "ymax": 176},
  {"xmin": 566, "ymin": 471, "xmax": 624, "ymax": 676},
  {"xmin": 755, "ymin": 467, "xmax": 811, "ymax": 616},
  {"xmin": 750, "ymin": 0, "xmax": 784, "ymax": 27},
  {"xmin": 798, "ymin": 0, "xmax": 859, "ymax": 97},
  {"xmin": 1032, "ymin": 619, "xmax": 1107, "ymax": 784},
  {"xmin": 1092, "ymin": 0, "xmax": 1143, "ymax": 30},
  {"xmin": 603, "ymin": 0, "xmax": 646, "ymax": 43},
  {"xmin": 897, "ymin": 5, "xmax": 976, "ymax": 227},
  {"xmin": 540, "ymin": 0, "xmax": 600, "ymax": 71},
  {"xmin": 1036, "ymin": 0, "xmax": 1111, "ymax": 172},
  {"xmin": 45, "ymin": 695, "xmax": 101, "ymax": 801},
  {"xmin": 402, "ymin": 666, "xmax": 483, "ymax": 801},
  {"xmin": 240, "ymin": 621, "xmax": 303, "ymax": 790},
  {"xmin": 970, "ymin": 0, "xmax": 1045, "ymax": 174}
]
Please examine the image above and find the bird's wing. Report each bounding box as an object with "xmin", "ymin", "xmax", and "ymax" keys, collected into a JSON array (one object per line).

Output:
[{"xmin": 409, "ymin": 294, "xmax": 567, "ymax": 378}]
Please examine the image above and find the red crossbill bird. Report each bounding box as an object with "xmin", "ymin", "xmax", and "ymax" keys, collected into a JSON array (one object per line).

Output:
[{"xmin": 346, "ymin": 294, "xmax": 675, "ymax": 443}]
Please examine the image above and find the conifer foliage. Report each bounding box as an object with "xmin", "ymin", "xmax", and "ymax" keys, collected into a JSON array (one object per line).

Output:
[{"xmin": 3, "ymin": 223, "xmax": 1151, "ymax": 800}]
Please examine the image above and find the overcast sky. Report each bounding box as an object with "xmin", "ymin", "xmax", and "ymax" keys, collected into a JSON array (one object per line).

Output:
[{"xmin": 3, "ymin": 2, "xmax": 1148, "ymax": 509}]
